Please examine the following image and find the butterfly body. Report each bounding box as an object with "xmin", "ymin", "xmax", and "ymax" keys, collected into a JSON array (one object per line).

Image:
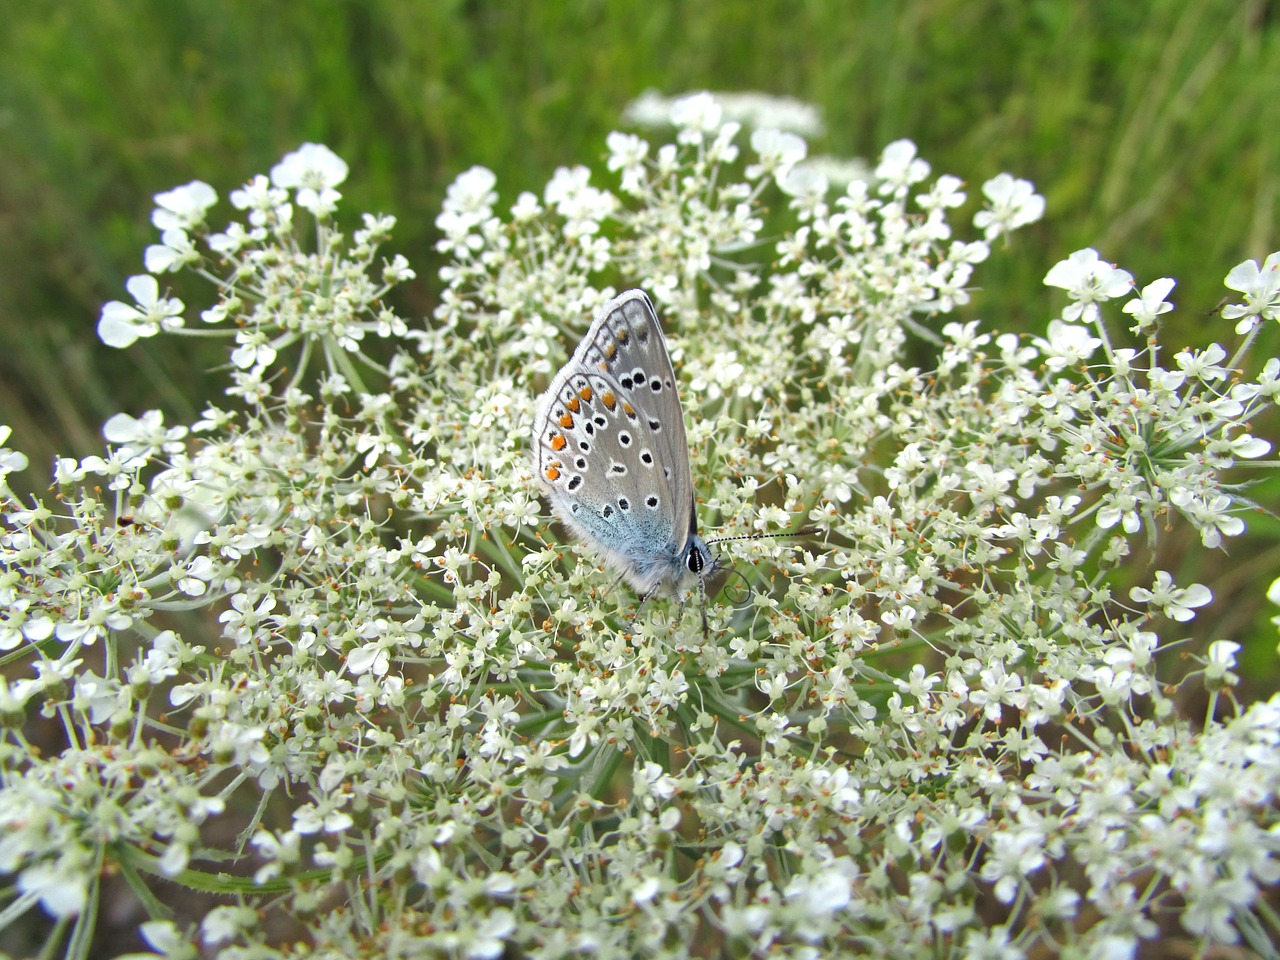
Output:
[{"xmin": 533, "ymin": 290, "xmax": 717, "ymax": 605}]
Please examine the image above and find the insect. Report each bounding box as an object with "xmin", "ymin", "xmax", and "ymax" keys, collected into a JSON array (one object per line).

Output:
[{"xmin": 532, "ymin": 290, "xmax": 719, "ymax": 631}]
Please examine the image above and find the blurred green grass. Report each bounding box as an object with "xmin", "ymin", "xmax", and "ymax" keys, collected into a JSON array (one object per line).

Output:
[{"xmin": 2, "ymin": 0, "xmax": 1279, "ymax": 674}]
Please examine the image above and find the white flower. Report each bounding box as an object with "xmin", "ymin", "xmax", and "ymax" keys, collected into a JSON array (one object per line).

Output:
[
  {"xmin": 0, "ymin": 424, "xmax": 28, "ymax": 479},
  {"xmin": 151, "ymin": 180, "xmax": 217, "ymax": 232},
  {"xmin": 783, "ymin": 870, "xmax": 855, "ymax": 921},
  {"xmin": 1044, "ymin": 248, "xmax": 1134, "ymax": 322},
  {"xmin": 974, "ymin": 173, "xmax": 1045, "ymax": 240},
  {"xmin": 1129, "ymin": 571, "xmax": 1212, "ymax": 622},
  {"xmin": 270, "ymin": 143, "xmax": 349, "ymax": 216},
  {"xmin": 606, "ymin": 131, "xmax": 649, "ymax": 194},
  {"xmin": 1174, "ymin": 343, "xmax": 1228, "ymax": 382},
  {"xmin": 748, "ymin": 128, "xmax": 808, "ymax": 181},
  {"xmin": 543, "ymin": 165, "xmax": 616, "ymax": 225},
  {"xmin": 979, "ymin": 827, "xmax": 1046, "ymax": 903},
  {"xmin": 1203, "ymin": 640, "xmax": 1240, "ymax": 687},
  {"xmin": 443, "ymin": 165, "xmax": 498, "ymax": 222},
  {"xmin": 201, "ymin": 905, "xmax": 259, "ymax": 945},
  {"xmin": 670, "ymin": 91, "xmax": 724, "ymax": 143},
  {"xmin": 229, "ymin": 173, "xmax": 289, "ymax": 214},
  {"xmin": 102, "ymin": 409, "xmax": 187, "ymax": 460},
  {"xmin": 144, "ymin": 228, "xmax": 199, "ymax": 273},
  {"xmin": 778, "ymin": 165, "xmax": 829, "ymax": 203},
  {"xmin": 1036, "ymin": 319, "xmax": 1101, "ymax": 370},
  {"xmin": 230, "ymin": 329, "xmax": 278, "ymax": 370},
  {"xmin": 347, "ymin": 637, "xmax": 392, "ymax": 676},
  {"xmin": 631, "ymin": 875, "xmax": 661, "ymax": 904},
  {"xmin": 1170, "ymin": 492, "xmax": 1244, "ymax": 548},
  {"xmin": 136, "ymin": 920, "xmax": 185, "ymax": 956},
  {"xmin": 1222, "ymin": 252, "xmax": 1280, "ymax": 334},
  {"xmin": 18, "ymin": 857, "xmax": 89, "ymax": 919},
  {"xmin": 73, "ymin": 671, "xmax": 126, "ymax": 723},
  {"xmin": 98, "ymin": 275, "xmax": 185, "ymax": 348},
  {"xmin": 875, "ymin": 139, "xmax": 930, "ymax": 191},
  {"xmin": 1122, "ymin": 277, "xmax": 1176, "ymax": 332},
  {"xmin": 467, "ymin": 909, "xmax": 516, "ymax": 959},
  {"xmin": 1180, "ymin": 874, "xmax": 1255, "ymax": 943}
]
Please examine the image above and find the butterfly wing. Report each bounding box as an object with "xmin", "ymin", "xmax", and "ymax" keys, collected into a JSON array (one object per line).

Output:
[{"xmin": 533, "ymin": 290, "xmax": 696, "ymax": 596}]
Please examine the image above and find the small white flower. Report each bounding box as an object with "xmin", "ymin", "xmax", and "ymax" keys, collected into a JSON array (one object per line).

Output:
[
  {"xmin": 784, "ymin": 860, "xmax": 856, "ymax": 917},
  {"xmin": 1222, "ymin": 252, "xmax": 1280, "ymax": 334},
  {"xmin": 270, "ymin": 143, "xmax": 349, "ymax": 216},
  {"xmin": 606, "ymin": 131, "xmax": 649, "ymax": 194},
  {"xmin": 875, "ymin": 139, "xmax": 930, "ymax": 191},
  {"xmin": 152, "ymin": 180, "xmax": 218, "ymax": 232},
  {"xmin": 748, "ymin": 127, "xmax": 807, "ymax": 181},
  {"xmin": 974, "ymin": 173, "xmax": 1045, "ymax": 240},
  {"xmin": 144, "ymin": 228, "xmax": 199, "ymax": 273},
  {"xmin": 229, "ymin": 173, "xmax": 288, "ymax": 213},
  {"xmin": 1170, "ymin": 492, "xmax": 1244, "ymax": 548},
  {"xmin": 18, "ymin": 858, "xmax": 89, "ymax": 919},
  {"xmin": 98, "ymin": 275, "xmax": 185, "ymax": 348},
  {"xmin": 1129, "ymin": 571, "xmax": 1212, "ymax": 622},
  {"xmin": 200, "ymin": 905, "xmax": 259, "ymax": 946},
  {"xmin": 778, "ymin": 165, "xmax": 829, "ymax": 203},
  {"xmin": 1036, "ymin": 319, "xmax": 1101, "ymax": 370},
  {"xmin": 103, "ymin": 409, "xmax": 187, "ymax": 460},
  {"xmin": 1044, "ymin": 248, "xmax": 1134, "ymax": 323},
  {"xmin": 0, "ymin": 424, "xmax": 28, "ymax": 479},
  {"xmin": 1122, "ymin": 277, "xmax": 1176, "ymax": 332},
  {"xmin": 1204, "ymin": 640, "xmax": 1240, "ymax": 688},
  {"xmin": 136, "ymin": 920, "xmax": 185, "ymax": 955},
  {"xmin": 670, "ymin": 91, "xmax": 723, "ymax": 143},
  {"xmin": 1174, "ymin": 343, "xmax": 1229, "ymax": 382}
]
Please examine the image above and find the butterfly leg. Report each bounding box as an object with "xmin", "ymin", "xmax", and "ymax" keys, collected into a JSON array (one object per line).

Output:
[{"xmin": 629, "ymin": 583, "xmax": 655, "ymax": 635}]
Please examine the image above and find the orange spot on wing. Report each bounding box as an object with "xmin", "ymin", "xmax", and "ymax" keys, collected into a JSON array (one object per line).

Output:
[
  {"xmin": 616, "ymin": 328, "xmax": 629, "ymax": 342},
  {"xmin": 579, "ymin": 386, "xmax": 593, "ymax": 402},
  {"xmin": 566, "ymin": 396, "xmax": 580, "ymax": 412},
  {"xmin": 559, "ymin": 413, "xmax": 574, "ymax": 429},
  {"xmin": 622, "ymin": 401, "xmax": 635, "ymax": 417},
  {"xmin": 604, "ymin": 343, "xmax": 617, "ymax": 360},
  {"xmin": 550, "ymin": 433, "xmax": 567, "ymax": 451},
  {"xmin": 601, "ymin": 391, "xmax": 616, "ymax": 410},
  {"xmin": 545, "ymin": 465, "xmax": 561, "ymax": 482}
]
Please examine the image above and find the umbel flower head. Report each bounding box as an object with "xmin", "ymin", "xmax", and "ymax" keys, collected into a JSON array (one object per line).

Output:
[{"xmin": 2, "ymin": 106, "xmax": 1280, "ymax": 958}]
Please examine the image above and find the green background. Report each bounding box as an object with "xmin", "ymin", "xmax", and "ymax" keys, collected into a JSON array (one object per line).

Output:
[{"xmin": 2, "ymin": 0, "xmax": 1279, "ymax": 670}]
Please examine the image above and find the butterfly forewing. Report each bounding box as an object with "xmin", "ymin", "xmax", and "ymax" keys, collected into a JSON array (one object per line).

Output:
[{"xmin": 534, "ymin": 291, "xmax": 696, "ymax": 588}]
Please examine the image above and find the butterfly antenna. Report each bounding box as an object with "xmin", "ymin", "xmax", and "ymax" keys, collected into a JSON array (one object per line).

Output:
[{"xmin": 704, "ymin": 527, "xmax": 822, "ymax": 547}]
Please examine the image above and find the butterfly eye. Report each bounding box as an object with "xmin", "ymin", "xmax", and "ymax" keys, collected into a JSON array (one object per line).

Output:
[{"xmin": 686, "ymin": 548, "xmax": 705, "ymax": 574}]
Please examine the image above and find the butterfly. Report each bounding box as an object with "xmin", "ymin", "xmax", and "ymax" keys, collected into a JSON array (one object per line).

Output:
[{"xmin": 532, "ymin": 290, "xmax": 718, "ymax": 630}]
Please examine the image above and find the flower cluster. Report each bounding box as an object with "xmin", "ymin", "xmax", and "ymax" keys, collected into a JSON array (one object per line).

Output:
[{"xmin": 2, "ymin": 100, "xmax": 1280, "ymax": 958}]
